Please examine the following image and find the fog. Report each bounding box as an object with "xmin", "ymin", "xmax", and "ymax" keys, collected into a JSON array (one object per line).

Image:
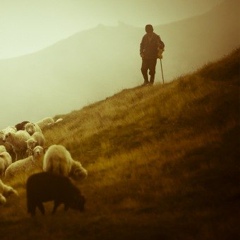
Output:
[
  {"xmin": 0, "ymin": 0, "xmax": 223, "ymax": 59},
  {"xmin": 1, "ymin": 0, "xmax": 239, "ymax": 130}
]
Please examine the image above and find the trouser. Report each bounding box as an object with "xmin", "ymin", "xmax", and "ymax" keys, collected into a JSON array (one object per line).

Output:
[{"xmin": 141, "ymin": 58, "xmax": 157, "ymax": 83}]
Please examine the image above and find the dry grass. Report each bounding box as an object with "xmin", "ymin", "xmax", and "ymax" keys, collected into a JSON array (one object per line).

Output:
[{"xmin": 0, "ymin": 48, "xmax": 239, "ymax": 240}]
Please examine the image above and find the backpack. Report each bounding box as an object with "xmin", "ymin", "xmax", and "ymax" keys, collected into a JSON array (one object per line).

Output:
[{"xmin": 158, "ymin": 40, "xmax": 165, "ymax": 59}]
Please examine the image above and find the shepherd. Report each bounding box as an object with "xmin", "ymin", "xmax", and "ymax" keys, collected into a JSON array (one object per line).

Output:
[{"xmin": 140, "ymin": 24, "xmax": 165, "ymax": 85}]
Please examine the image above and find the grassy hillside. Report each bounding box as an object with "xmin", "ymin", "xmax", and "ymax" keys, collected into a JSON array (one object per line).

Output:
[
  {"xmin": 1, "ymin": 0, "xmax": 239, "ymax": 130},
  {"xmin": 1, "ymin": 49, "xmax": 239, "ymax": 240}
]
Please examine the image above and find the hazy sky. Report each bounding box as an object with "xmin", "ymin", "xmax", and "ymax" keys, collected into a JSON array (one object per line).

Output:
[{"xmin": 0, "ymin": 0, "xmax": 223, "ymax": 59}]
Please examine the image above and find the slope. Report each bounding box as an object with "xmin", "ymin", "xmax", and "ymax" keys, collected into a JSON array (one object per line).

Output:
[
  {"xmin": 1, "ymin": 49, "xmax": 239, "ymax": 240},
  {"xmin": 45, "ymin": 48, "xmax": 240, "ymax": 240}
]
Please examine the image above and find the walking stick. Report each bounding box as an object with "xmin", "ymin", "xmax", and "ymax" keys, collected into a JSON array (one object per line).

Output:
[
  {"xmin": 158, "ymin": 48, "xmax": 165, "ymax": 84},
  {"xmin": 159, "ymin": 58, "xmax": 164, "ymax": 84}
]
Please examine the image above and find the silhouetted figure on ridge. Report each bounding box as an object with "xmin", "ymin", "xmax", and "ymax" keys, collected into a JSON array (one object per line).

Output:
[{"xmin": 140, "ymin": 24, "xmax": 164, "ymax": 85}]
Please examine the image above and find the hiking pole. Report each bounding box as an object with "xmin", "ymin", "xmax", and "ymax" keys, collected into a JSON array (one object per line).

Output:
[
  {"xmin": 159, "ymin": 58, "xmax": 165, "ymax": 84},
  {"xmin": 158, "ymin": 48, "xmax": 165, "ymax": 84}
]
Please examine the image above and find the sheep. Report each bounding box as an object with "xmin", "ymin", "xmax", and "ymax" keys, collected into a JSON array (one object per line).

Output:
[
  {"xmin": 24, "ymin": 122, "xmax": 42, "ymax": 136},
  {"xmin": 70, "ymin": 160, "xmax": 88, "ymax": 181},
  {"xmin": 0, "ymin": 126, "xmax": 17, "ymax": 136},
  {"xmin": 0, "ymin": 126, "xmax": 17, "ymax": 156},
  {"xmin": 26, "ymin": 132, "xmax": 45, "ymax": 156},
  {"xmin": 4, "ymin": 146, "xmax": 44, "ymax": 181},
  {"xmin": 0, "ymin": 126, "xmax": 17, "ymax": 154},
  {"xmin": 0, "ymin": 145, "xmax": 7, "ymax": 153},
  {"xmin": 36, "ymin": 117, "xmax": 63, "ymax": 129},
  {"xmin": 0, "ymin": 179, "xmax": 18, "ymax": 205},
  {"xmin": 2, "ymin": 130, "xmax": 31, "ymax": 161},
  {"xmin": 0, "ymin": 151, "xmax": 12, "ymax": 177},
  {"xmin": 26, "ymin": 139, "xmax": 37, "ymax": 156},
  {"xmin": 43, "ymin": 144, "xmax": 87, "ymax": 180},
  {"xmin": 15, "ymin": 121, "xmax": 30, "ymax": 131},
  {"xmin": 36, "ymin": 117, "xmax": 55, "ymax": 129},
  {"xmin": 0, "ymin": 142, "xmax": 15, "ymax": 161},
  {"xmin": 26, "ymin": 172, "xmax": 85, "ymax": 216},
  {"xmin": 43, "ymin": 145, "xmax": 71, "ymax": 177}
]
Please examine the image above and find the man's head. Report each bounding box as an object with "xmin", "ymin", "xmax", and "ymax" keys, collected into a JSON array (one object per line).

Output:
[{"xmin": 145, "ymin": 24, "xmax": 154, "ymax": 33}]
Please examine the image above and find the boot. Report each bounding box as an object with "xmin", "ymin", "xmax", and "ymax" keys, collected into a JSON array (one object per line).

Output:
[
  {"xmin": 142, "ymin": 74, "xmax": 149, "ymax": 85},
  {"xmin": 149, "ymin": 75, "xmax": 155, "ymax": 85}
]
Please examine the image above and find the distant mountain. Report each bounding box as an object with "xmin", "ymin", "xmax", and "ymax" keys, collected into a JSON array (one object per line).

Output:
[
  {"xmin": 0, "ymin": 0, "xmax": 239, "ymax": 129},
  {"xmin": 157, "ymin": 0, "xmax": 240, "ymax": 77}
]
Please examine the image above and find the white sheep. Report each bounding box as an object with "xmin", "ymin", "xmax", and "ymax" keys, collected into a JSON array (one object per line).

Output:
[
  {"xmin": 0, "ymin": 126, "xmax": 17, "ymax": 136},
  {"xmin": 0, "ymin": 151, "xmax": 12, "ymax": 177},
  {"xmin": 36, "ymin": 117, "xmax": 55, "ymax": 129},
  {"xmin": 43, "ymin": 145, "xmax": 71, "ymax": 176},
  {"xmin": 0, "ymin": 126, "xmax": 17, "ymax": 159},
  {"xmin": 0, "ymin": 126, "xmax": 17, "ymax": 151},
  {"xmin": 3, "ymin": 130, "xmax": 31, "ymax": 161},
  {"xmin": 24, "ymin": 122, "xmax": 42, "ymax": 136},
  {"xmin": 4, "ymin": 146, "xmax": 45, "ymax": 181},
  {"xmin": 26, "ymin": 132, "xmax": 45, "ymax": 156},
  {"xmin": 70, "ymin": 160, "xmax": 88, "ymax": 181},
  {"xmin": 43, "ymin": 144, "xmax": 87, "ymax": 180},
  {"xmin": 0, "ymin": 179, "xmax": 18, "ymax": 205},
  {"xmin": 36, "ymin": 117, "xmax": 63, "ymax": 129},
  {"xmin": 0, "ymin": 142, "xmax": 16, "ymax": 161},
  {"xmin": 0, "ymin": 145, "xmax": 7, "ymax": 153}
]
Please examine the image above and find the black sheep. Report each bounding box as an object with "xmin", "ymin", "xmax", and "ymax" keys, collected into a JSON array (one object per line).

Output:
[
  {"xmin": 15, "ymin": 121, "xmax": 30, "ymax": 131},
  {"xmin": 26, "ymin": 172, "xmax": 85, "ymax": 216}
]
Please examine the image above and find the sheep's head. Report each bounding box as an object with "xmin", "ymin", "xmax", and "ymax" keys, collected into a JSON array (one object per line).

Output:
[
  {"xmin": 71, "ymin": 161, "xmax": 88, "ymax": 180},
  {"xmin": 2, "ymin": 132, "xmax": 11, "ymax": 142},
  {"xmin": 73, "ymin": 168, "xmax": 88, "ymax": 180},
  {"xmin": 33, "ymin": 146, "xmax": 44, "ymax": 159},
  {"xmin": 25, "ymin": 123, "xmax": 36, "ymax": 135},
  {"xmin": 26, "ymin": 138, "xmax": 37, "ymax": 150}
]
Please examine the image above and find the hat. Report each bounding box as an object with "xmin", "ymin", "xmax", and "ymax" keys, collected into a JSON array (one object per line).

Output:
[{"xmin": 145, "ymin": 24, "xmax": 153, "ymax": 33}]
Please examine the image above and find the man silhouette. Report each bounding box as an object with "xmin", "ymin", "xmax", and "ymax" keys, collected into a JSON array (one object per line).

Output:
[{"xmin": 140, "ymin": 24, "xmax": 164, "ymax": 85}]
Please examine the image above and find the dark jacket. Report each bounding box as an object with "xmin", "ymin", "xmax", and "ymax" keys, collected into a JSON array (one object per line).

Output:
[{"xmin": 140, "ymin": 32, "xmax": 164, "ymax": 59}]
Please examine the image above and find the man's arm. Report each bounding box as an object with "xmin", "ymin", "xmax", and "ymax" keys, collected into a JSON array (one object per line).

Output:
[
  {"xmin": 158, "ymin": 35, "xmax": 165, "ymax": 50},
  {"xmin": 140, "ymin": 36, "xmax": 145, "ymax": 57}
]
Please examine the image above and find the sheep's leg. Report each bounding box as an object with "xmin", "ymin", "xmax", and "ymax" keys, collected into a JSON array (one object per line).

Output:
[
  {"xmin": 64, "ymin": 204, "xmax": 69, "ymax": 211},
  {"xmin": 30, "ymin": 210, "xmax": 36, "ymax": 217},
  {"xmin": 52, "ymin": 201, "xmax": 60, "ymax": 214},
  {"xmin": 37, "ymin": 202, "xmax": 45, "ymax": 215},
  {"xmin": 28, "ymin": 203, "xmax": 36, "ymax": 217}
]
